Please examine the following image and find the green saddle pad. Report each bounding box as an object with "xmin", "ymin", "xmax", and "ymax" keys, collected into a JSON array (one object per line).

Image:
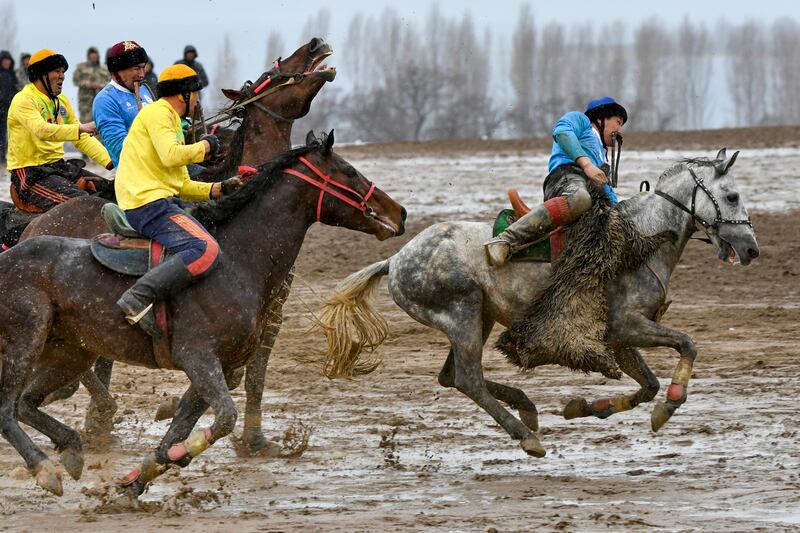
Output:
[{"xmin": 492, "ymin": 209, "xmax": 552, "ymax": 263}]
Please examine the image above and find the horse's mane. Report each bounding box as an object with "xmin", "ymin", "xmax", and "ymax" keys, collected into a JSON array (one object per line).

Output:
[
  {"xmin": 191, "ymin": 140, "xmax": 320, "ymax": 229},
  {"xmin": 656, "ymin": 157, "xmax": 718, "ymax": 186}
]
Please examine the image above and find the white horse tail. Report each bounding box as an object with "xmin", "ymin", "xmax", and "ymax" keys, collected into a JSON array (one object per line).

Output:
[{"xmin": 319, "ymin": 258, "xmax": 391, "ymax": 379}]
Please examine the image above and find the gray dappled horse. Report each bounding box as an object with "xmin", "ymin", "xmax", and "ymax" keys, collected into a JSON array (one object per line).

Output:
[{"xmin": 321, "ymin": 148, "xmax": 760, "ymax": 457}]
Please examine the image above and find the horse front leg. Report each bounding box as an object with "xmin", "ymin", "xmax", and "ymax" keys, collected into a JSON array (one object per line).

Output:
[
  {"xmin": 607, "ymin": 313, "xmax": 697, "ymax": 432},
  {"xmin": 563, "ymin": 347, "xmax": 660, "ymax": 420},
  {"xmin": 238, "ymin": 273, "xmax": 293, "ymax": 456},
  {"xmin": 120, "ymin": 353, "xmax": 237, "ymax": 497}
]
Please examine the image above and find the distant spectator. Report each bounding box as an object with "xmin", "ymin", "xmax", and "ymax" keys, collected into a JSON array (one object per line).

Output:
[
  {"xmin": 0, "ymin": 50, "xmax": 17, "ymax": 164},
  {"xmin": 73, "ymin": 46, "xmax": 110, "ymax": 123},
  {"xmin": 143, "ymin": 56, "xmax": 158, "ymax": 96},
  {"xmin": 15, "ymin": 53, "xmax": 30, "ymax": 90},
  {"xmin": 174, "ymin": 45, "xmax": 209, "ymax": 91}
]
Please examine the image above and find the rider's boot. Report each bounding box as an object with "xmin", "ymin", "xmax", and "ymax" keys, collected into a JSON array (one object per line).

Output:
[
  {"xmin": 485, "ymin": 193, "xmax": 591, "ymax": 267},
  {"xmin": 116, "ymin": 256, "xmax": 193, "ymax": 338}
]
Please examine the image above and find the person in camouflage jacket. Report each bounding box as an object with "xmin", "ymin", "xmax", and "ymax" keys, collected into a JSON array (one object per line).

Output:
[
  {"xmin": 15, "ymin": 53, "xmax": 30, "ymax": 90},
  {"xmin": 73, "ymin": 47, "xmax": 110, "ymax": 123}
]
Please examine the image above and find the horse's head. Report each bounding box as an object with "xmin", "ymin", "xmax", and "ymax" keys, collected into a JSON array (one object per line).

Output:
[
  {"xmin": 673, "ymin": 149, "xmax": 760, "ymax": 266},
  {"xmin": 287, "ymin": 130, "xmax": 406, "ymax": 240},
  {"xmin": 221, "ymin": 37, "xmax": 336, "ymax": 121}
]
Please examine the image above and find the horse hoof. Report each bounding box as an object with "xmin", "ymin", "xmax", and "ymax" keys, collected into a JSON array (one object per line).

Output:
[
  {"xmin": 154, "ymin": 396, "xmax": 179, "ymax": 421},
  {"xmin": 651, "ymin": 401, "xmax": 672, "ymax": 432},
  {"xmin": 231, "ymin": 432, "xmax": 281, "ymax": 458},
  {"xmin": 519, "ymin": 409, "xmax": 539, "ymax": 432},
  {"xmin": 60, "ymin": 448, "xmax": 84, "ymax": 481},
  {"xmin": 33, "ymin": 460, "xmax": 63, "ymax": 496},
  {"xmin": 519, "ymin": 436, "xmax": 546, "ymax": 458},
  {"xmin": 563, "ymin": 398, "xmax": 590, "ymax": 420}
]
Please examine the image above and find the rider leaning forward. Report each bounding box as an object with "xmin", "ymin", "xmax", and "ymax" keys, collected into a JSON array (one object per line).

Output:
[
  {"xmin": 485, "ymin": 96, "xmax": 627, "ymax": 267},
  {"xmin": 6, "ymin": 49, "xmax": 113, "ymax": 212},
  {"xmin": 114, "ymin": 64, "xmax": 240, "ymax": 337}
]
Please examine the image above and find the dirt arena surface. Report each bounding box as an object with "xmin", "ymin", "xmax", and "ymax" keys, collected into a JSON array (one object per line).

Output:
[{"xmin": 1, "ymin": 127, "xmax": 798, "ymax": 531}]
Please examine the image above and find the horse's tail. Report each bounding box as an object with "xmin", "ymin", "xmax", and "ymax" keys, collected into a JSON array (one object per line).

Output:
[{"xmin": 319, "ymin": 258, "xmax": 391, "ymax": 379}]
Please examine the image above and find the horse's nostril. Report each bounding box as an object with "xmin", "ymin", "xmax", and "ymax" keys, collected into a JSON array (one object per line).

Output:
[
  {"xmin": 748, "ymin": 248, "xmax": 760, "ymax": 259},
  {"xmin": 310, "ymin": 37, "xmax": 321, "ymax": 53},
  {"xmin": 400, "ymin": 207, "xmax": 407, "ymax": 222}
]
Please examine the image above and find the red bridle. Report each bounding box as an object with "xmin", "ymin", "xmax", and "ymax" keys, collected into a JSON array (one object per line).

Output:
[{"xmin": 283, "ymin": 156, "xmax": 376, "ymax": 222}]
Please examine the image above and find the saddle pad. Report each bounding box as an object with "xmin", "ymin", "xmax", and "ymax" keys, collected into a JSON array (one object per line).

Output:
[
  {"xmin": 90, "ymin": 233, "xmax": 151, "ymax": 276},
  {"xmin": 492, "ymin": 209, "xmax": 552, "ymax": 263}
]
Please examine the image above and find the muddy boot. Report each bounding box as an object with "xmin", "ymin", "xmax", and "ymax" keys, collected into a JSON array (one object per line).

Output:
[
  {"xmin": 116, "ymin": 256, "xmax": 193, "ymax": 338},
  {"xmin": 485, "ymin": 194, "xmax": 589, "ymax": 267}
]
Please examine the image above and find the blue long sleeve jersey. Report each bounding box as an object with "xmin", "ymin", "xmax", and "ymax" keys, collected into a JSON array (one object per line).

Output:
[
  {"xmin": 93, "ymin": 80, "xmax": 155, "ymax": 167},
  {"xmin": 547, "ymin": 111, "xmax": 607, "ymax": 173}
]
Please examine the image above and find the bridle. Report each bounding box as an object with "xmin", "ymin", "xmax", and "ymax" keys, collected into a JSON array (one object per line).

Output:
[
  {"xmin": 191, "ymin": 57, "xmax": 316, "ymax": 135},
  {"xmin": 652, "ymin": 166, "xmax": 753, "ymax": 235},
  {"xmin": 283, "ymin": 156, "xmax": 376, "ymax": 222}
]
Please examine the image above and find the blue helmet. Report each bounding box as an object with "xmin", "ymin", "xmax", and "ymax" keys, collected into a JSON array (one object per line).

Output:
[{"xmin": 585, "ymin": 96, "xmax": 627, "ymax": 124}]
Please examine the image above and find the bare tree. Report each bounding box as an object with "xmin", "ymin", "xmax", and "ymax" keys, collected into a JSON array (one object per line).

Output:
[
  {"xmin": 300, "ymin": 9, "xmax": 331, "ymax": 42},
  {"xmin": 727, "ymin": 20, "xmax": 768, "ymax": 126},
  {"xmin": 509, "ymin": 3, "xmax": 536, "ymax": 137},
  {"xmin": 0, "ymin": 1, "xmax": 18, "ymax": 53},
  {"xmin": 263, "ymin": 31, "xmax": 284, "ymax": 72},
  {"xmin": 211, "ymin": 34, "xmax": 239, "ymax": 112},
  {"xmin": 670, "ymin": 17, "xmax": 712, "ymax": 129},
  {"xmin": 593, "ymin": 21, "xmax": 628, "ymax": 107},
  {"xmin": 770, "ymin": 17, "xmax": 800, "ymax": 125},
  {"xmin": 533, "ymin": 21, "xmax": 567, "ymax": 134},
  {"xmin": 631, "ymin": 18, "xmax": 675, "ymax": 131}
]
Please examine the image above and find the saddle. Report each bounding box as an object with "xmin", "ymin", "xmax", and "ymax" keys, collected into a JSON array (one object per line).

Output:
[
  {"xmin": 90, "ymin": 203, "xmax": 175, "ymax": 369},
  {"xmin": 492, "ymin": 189, "xmax": 567, "ymax": 263}
]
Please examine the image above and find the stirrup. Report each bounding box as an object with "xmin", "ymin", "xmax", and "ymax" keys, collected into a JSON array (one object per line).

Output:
[
  {"xmin": 485, "ymin": 238, "xmax": 512, "ymax": 267},
  {"xmin": 125, "ymin": 302, "xmax": 154, "ymax": 325}
]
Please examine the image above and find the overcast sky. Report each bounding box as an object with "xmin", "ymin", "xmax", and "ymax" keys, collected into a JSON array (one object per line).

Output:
[{"xmin": 4, "ymin": 0, "xmax": 799, "ymax": 125}]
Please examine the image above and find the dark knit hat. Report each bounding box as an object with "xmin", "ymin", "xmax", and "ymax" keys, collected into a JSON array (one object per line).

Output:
[
  {"xmin": 106, "ymin": 40, "xmax": 149, "ymax": 73},
  {"xmin": 27, "ymin": 49, "xmax": 68, "ymax": 81},
  {"xmin": 156, "ymin": 64, "xmax": 202, "ymax": 97}
]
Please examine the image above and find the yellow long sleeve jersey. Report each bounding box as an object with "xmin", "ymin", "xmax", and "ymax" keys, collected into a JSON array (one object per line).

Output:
[
  {"xmin": 6, "ymin": 83, "xmax": 111, "ymax": 170},
  {"xmin": 115, "ymin": 99, "xmax": 211, "ymax": 210}
]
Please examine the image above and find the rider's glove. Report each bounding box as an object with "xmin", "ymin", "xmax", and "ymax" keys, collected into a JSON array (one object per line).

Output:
[
  {"xmin": 200, "ymin": 134, "xmax": 220, "ymax": 159},
  {"xmin": 220, "ymin": 177, "xmax": 242, "ymax": 196}
]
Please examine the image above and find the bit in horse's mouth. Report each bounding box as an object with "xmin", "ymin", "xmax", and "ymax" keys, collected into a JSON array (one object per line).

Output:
[
  {"xmin": 306, "ymin": 52, "xmax": 334, "ymax": 74},
  {"xmin": 724, "ymin": 240, "xmax": 739, "ymax": 265}
]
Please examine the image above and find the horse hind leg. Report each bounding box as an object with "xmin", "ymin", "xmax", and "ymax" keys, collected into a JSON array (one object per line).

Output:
[
  {"xmin": 563, "ymin": 347, "xmax": 660, "ymax": 421},
  {"xmin": 438, "ymin": 320, "xmax": 539, "ymax": 432},
  {"xmin": 239, "ymin": 271, "xmax": 293, "ymax": 457},
  {"xmin": 439, "ymin": 304, "xmax": 544, "ymax": 457},
  {"xmin": 81, "ymin": 367, "xmax": 118, "ymax": 445},
  {"xmin": 18, "ymin": 343, "xmax": 96, "ymax": 482},
  {"xmin": 0, "ymin": 304, "xmax": 63, "ymax": 495}
]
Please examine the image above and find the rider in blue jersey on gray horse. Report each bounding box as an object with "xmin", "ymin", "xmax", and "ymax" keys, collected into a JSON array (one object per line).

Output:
[{"xmin": 485, "ymin": 97, "xmax": 627, "ymax": 267}]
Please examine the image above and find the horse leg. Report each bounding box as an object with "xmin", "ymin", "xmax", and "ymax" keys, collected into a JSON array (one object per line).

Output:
[
  {"xmin": 121, "ymin": 355, "xmax": 237, "ymax": 497},
  {"xmin": 608, "ymin": 313, "xmax": 697, "ymax": 431},
  {"xmin": 0, "ymin": 306, "xmax": 63, "ymax": 495},
  {"xmin": 17, "ymin": 343, "xmax": 95, "ymax": 482},
  {"xmin": 120, "ymin": 383, "xmax": 209, "ymax": 496},
  {"xmin": 563, "ymin": 347, "xmax": 660, "ymax": 420},
  {"xmin": 81, "ymin": 367, "xmax": 118, "ymax": 442},
  {"xmin": 240, "ymin": 272, "xmax": 293, "ymax": 456},
  {"xmin": 438, "ymin": 319, "xmax": 539, "ymax": 432},
  {"xmin": 444, "ymin": 308, "xmax": 545, "ymax": 457}
]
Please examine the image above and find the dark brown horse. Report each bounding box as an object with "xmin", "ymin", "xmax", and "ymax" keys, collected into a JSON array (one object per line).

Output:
[
  {"xmin": 17, "ymin": 37, "xmax": 337, "ymax": 451},
  {"xmin": 0, "ymin": 131, "xmax": 406, "ymax": 497}
]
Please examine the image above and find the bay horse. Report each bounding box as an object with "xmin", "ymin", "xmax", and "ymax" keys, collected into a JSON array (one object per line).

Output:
[
  {"xmin": 320, "ymin": 149, "xmax": 759, "ymax": 457},
  {"xmin": 16, "ymin": 37, "xmax": 337, "ymax": 452},
  {"xmin": 0, "ymin": 130, "xmax": 406, "ymax": 497}
]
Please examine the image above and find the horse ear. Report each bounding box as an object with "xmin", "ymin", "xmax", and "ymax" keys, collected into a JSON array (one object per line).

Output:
[
  {"xmin": 324, "ymin": 129, "xmax": 335, "ymax": 153},
  {"xmin": 715, "ymin": 148, "xmax": 727, "ymax": 162},
  {"xmin": 724, "ymin": 150, "xmax": 740, "ymax": 174},
  {"xmin": 222, "ymin": 88, "xmax": 246, "ymax": 101},
  {"xmin": 305, "ymin": 130, "xmax": 316, "ymax": 146}
]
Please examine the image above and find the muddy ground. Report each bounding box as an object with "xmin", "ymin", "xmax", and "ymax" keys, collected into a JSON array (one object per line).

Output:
[{"xmin": 1, "ymin": 127, "xmax": 799, "ymax": 531}]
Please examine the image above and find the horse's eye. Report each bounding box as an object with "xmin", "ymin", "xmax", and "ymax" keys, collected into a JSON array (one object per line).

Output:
[{"xmin": 726, "ymin": 192, "xmax": 739, "ymax": 204}]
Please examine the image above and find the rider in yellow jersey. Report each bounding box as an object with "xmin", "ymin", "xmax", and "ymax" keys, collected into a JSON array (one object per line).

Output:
[
  {"xmin": 6, "ymin": 49, "xmax": 113, "ymax": 212},
  {"xmin": 114, "ymin": 64, "xmax": 240, "ymax": 337}
]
